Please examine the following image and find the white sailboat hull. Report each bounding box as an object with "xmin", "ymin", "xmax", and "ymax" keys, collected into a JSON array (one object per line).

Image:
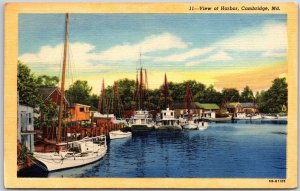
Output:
[
  {"xmin": 34, "ymin": 146, "xmax": 107, "ymax": 172},
  {"xmin": 182, "ymin": 121, "xmax": 198, "ymax": 130},
  {"xmin": 109, "ymin": 130, "xmax": 132, "ymax": 140},
  {"xmin": 197, "ymin": 122, "xmax": 208, "ymax": 130}
]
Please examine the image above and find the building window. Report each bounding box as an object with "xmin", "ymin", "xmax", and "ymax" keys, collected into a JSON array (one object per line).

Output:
[
  {"xmin": 28, "ymin": 113, "xmax": 32, "ymax": 125},
  {"xmin": 80, "ymin": 107, "xmax": 84, "ymax": 112}
]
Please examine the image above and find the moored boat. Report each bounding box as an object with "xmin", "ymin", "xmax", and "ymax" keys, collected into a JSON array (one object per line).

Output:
[
  {"xmin": 129, "ymin": 110, "xmax": 155, "ymax": 131},
  {"xmin": 34, "ymin": 135, "xmax": 107, "ymax": 172},
  {"xmin": 182, "ymin": 120, "xmax": 198, "ymax": 130},
  {"xmin": 181, "ymin": 82, "xmax": 198, "ymax": 130},
  {"xmin": 156, "ymin": 108, "xmax": 182, "ymax": 131},
  {"xmin": 109, "ymin": 130, "xmax": 132, "ymax": 140},
  {"xmin": 197, "ymin": 121, "xmax": 208, "ymax": 130}
]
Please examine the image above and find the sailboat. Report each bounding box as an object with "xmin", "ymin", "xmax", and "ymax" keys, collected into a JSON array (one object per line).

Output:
[
  {"xmin": 108, "ymin": 82, "xmax": 132, "ymax": 139},
  {"xmin": 181, "ymin": 83, "xmax": 198, "ymax": 130},
  {"xmin": 155, "ymin": 73, "xmax": 181, "ymax": 131},
  {"xmin": 129, "ymin": 51, "xmax": 155, "ymax": 132},
  {"xmin": 33, "ymin": 14, "xmax": 107, "ymax": 172}
]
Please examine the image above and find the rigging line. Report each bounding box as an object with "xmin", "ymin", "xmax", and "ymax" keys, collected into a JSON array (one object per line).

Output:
[{"xmin": 68, "ymin": 43, "xmax": 76, "ymax": 85}]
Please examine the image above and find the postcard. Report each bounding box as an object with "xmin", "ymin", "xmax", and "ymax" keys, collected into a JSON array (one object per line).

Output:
[{"xmin": 4, "ymin": 2, "xmax": 298, "ymax": 189}]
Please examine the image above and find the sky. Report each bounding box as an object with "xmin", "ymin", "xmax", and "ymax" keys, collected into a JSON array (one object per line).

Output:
[{"xmin": 18, "ymin": 14, "xmax": 288, "ymax": 94}]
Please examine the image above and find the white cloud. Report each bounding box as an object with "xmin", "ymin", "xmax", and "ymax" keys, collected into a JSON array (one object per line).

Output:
[
  {"xmin": 154, "ymin": 47, "xmax": 214, "ymax": 62},
  {"xmin": 19, "ymin": 42, "xmax": 109, "ymax": 74},
  {"xmin": 216, "ymin": 21, "xmax": 287, "ymax": 52},
  {"xmin": 95, "ymin": 32, "xmax": 188, "ymax": 61},
  {"xmin": 185, "ymin": 51, "xmax": 232, "ymax": 66},
  {"xmin": 19, "ymin": 32, "xmax": 188, "ymax": 72}
]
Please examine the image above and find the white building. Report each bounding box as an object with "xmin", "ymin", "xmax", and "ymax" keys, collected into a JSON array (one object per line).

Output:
[{"xmin": 18, "ymin": 105, "xmax": 35, "ymax": 152}]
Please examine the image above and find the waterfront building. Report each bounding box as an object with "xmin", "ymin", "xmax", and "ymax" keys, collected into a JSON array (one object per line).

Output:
[
  {"xmin": 240, "ymin": 102, "xmax": 258, "ymax": 114},
  {"xmin": 18, "ymin": 104, "xmax": 35, "ymax": 152},
  {"xmin": 173, "ymin": 102, "xmax": 201, "ymax": 118},
  {"xmin": 66, "ymin": 103, "xmax": 91, "ymax": 123},
  {"xmin": 196, "ymin": 103, "xmax": 220, "ymax": 119}
]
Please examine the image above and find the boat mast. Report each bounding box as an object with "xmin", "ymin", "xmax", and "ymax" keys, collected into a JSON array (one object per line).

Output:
[
  {"xmin": 164, "ymin": 73, "xmax": 168, "ymax": 108},
  {"xmin": 57, "ymin": 13, "xmax": 69, "ymax": 143},
  {"xmin": 98, "ymin": 79, "xmax": 107, "ymax": 113},
  {"xmin": 186, "ymin": 83, "xmax": 191, "ymax": 121},
  {"xmin": 139, "ymin": 66, "xmax": 143, "ymax": 110}
]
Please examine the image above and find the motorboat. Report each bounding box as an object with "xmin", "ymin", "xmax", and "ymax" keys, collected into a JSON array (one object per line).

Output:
[{"xmin": 109, "ymin": 130, "xmax": 132, "ymax": 140}]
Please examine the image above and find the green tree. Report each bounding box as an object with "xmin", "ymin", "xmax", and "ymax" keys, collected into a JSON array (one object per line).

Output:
[
  {"xmin": 37, "ymin": 75, "xmax": 59, "ymax": 87},
  {"xmin": 222, "ymin": 88, "xmax": 240, "ymax": 102},
  {"xmin": 117, "ymin": 78, "xmax": 136, "ymax": 111},
  {"xmin": 195, "ymin": 85, "xmax": 222, "ymax": 104},
  {"xmin": 257, "ymin": 77, "xmax": 287, "ymax": 113},
  {"xmin": 88, "ymin": 94, "xmax": 99, "ymax": 111},
  {"xmin": 240, "ymin": 86, "xmax": 254, "ymax": 102},
  {"xmin": 65, "ymin": 80, "xmax": 92, "ymax": 105},
  {"xmin": 17, "ymin": 60, "xmax": 43, "ymax": 108}
]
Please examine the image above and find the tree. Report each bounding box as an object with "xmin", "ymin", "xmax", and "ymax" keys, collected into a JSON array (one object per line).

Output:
[
  {"xmin": 88, "ymin": 94, "xmax": 99, "ymax": 111},
  {"xmin": 65, "ymin": 80, "xmax": 92, "ymax": 105},
  {"xmin": 37, "ymin": 75, "xmax": 59, "ymax": 87},
  {"xmin": 222, "ymin": 88, "xmax": 240, "ymax": 102},
  {"xmin": 257, "ymin": 77, "xmax": 287, "ymax": 113},
  {"xmin": 117, "ymin": 78, "xmax": 136, "ymax": 111},
  {"xmin": 240, "ymin": 86, "xmax": 254, "ymax": 102},
  {"xmin": 195, "ymin": 85, "xmax": 222, "ymax": 104},
  {"xmin": 17, "ymin": 60, "xmax": 43, "ymax": 108}
]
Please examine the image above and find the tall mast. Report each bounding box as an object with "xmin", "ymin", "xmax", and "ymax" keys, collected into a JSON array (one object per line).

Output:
[
  {"xmin": 57, "ymin": 13, "xmax": 69, "ymax": 143},
  {"xmin": 139, "ymin": 67, "xmax": 143, "ymax": 110},
  {"xmin": 186, "ymin": 83, "xmax": 191, "ymax": 121},
  {"xmin": 98, "ymin": 79, "xmax": 106, "ymax": 113},
  {"xmin": 164, "ymin": 73, "xmax": 168, "ymax": 108}
]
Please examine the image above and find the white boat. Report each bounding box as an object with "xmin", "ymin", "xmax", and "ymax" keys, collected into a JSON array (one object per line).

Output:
[
  {"xmin": 109, "ymin": 130, "xmax": 132, "ymax": 139},
  {"xmin": 233, "ymin": 112, "xmax": 247, "ymax": 120},
  {"xmin": 262, "ymin": 114, "xmax": 278, "ymax": 120},
  {"xmin": 129, "ymin": 110, "xmax": 155, "ymax": 131},
  {"xmin": 234, "ymin": 112, "xmax": 262, "ymax": 120},
  {"xmin": 246, "ymin": 113, "xmax": 262, "ymax": 120},
  {"xmin": 34, "ymin": 135, "xmax": 107, "ymax": 172},
  {"xmin": 156, "ymin": 108, "xmax": 182, "ymax": 130},
  {"xmin": 197, "ymin": 121, "xmax": 208, "ymax": 131},
  {"xmin": 182, "ymin": 120, "xmax": 198, "ymax": 130}
]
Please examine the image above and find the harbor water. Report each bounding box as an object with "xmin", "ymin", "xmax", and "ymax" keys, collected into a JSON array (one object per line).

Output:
[{"xmin": 19, "ymin": 120, "xmax": 286, "ymax": 178}]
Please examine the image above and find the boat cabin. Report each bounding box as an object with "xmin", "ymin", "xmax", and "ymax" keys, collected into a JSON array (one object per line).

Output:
[
  {"xmin": 132, "ymin": 110, "xmax": 153, "ymax": 125},
  {"xmin": 160, "ymin": 108, "xmax": 175, "ymax": 120},
  {"xmin": 66, "ymin": 103, "xmax": 91, "ymax": 122}
]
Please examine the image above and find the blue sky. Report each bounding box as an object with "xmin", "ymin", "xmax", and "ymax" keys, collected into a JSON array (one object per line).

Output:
[{"xmin": 19, "ymin": 14, "xmax": 287, "ymax": 93}]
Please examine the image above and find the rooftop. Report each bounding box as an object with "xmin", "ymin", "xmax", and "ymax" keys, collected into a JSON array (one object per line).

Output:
[{"xmin": 195, "ymin": 103, "xmax": 220, "ymax": 110}]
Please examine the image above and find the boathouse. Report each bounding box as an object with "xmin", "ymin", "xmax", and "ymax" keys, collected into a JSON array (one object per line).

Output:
[
  {"xmin": 173, "ymin": 102, "xmax": 202, "ymax": 118},
  {"xmin": 196, "ymin": 103, "xmax": 220, "ymax": 119},
  {"xmin": 226, "ymin": 102, "xmax": 243, "ymax": 114},
  {"xmin": 240, "ymin": 102, "xmax": 258, "ymax": 114}
]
